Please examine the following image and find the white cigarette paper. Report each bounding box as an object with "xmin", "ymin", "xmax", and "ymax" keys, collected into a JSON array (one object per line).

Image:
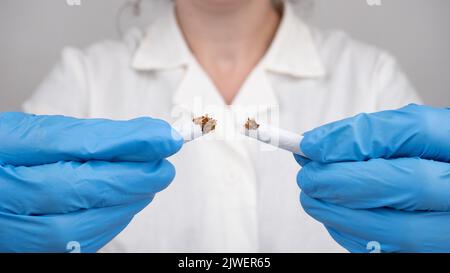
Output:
[
  {"xmin": 173, "ymin": 115, "xmax": 217, "ymax": 142},
  {"xmin": 243, "ymin": 118, "xmax": 306, "ymax": 157}
]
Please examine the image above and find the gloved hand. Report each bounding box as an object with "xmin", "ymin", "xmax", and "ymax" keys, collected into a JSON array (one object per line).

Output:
[
  {"xmin": 295, "ymin": 104, "xmax": 450, "ymax": 253},
  {"xmin": 0, "ymin": 112, "xmax": 183, "ymax": 253}
]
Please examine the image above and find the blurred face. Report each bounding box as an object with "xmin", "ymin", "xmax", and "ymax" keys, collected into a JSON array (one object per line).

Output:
[{"xmin": 175, "ymin": 0, "xmax": 271, "ymax": 13}]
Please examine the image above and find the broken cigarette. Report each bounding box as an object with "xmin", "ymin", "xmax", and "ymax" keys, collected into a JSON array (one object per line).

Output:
[
  {"xmin": 243, "ymin": 118, "xmax": 306, "ymax": 157},
  {"xmin": 173, "ymin": 115, "xmax": 217, "ymax": 142}
]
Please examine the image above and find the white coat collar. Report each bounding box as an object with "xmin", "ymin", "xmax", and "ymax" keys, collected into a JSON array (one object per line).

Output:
[
  {"xmin": 262, "ymin": 2, "xmax": 326, "ymax": 77},
  {"xmin": 131, "ymin": 3, "xmax": 190, "ymax": 70},
  {"xmin": 131, "ymin": 1, "xmax": 326, "ymax": 78}
]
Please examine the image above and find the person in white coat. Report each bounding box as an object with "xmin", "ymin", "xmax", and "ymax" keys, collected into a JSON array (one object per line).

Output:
[{"xmin": 3, "ymin": 0, "xmax": 448, "ymax": 253}]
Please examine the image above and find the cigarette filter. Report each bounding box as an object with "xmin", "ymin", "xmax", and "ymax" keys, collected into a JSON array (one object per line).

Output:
[
  {"xmin": 173, "ymin": 115, "xmax": 217, "ymax": 142},
  {"xmin": 243, "ymin": 118, "xmax": 306, "ymax": 157}
]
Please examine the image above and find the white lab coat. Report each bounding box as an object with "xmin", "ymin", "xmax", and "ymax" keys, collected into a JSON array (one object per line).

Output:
[{"xmin": 23, "ymin": 1, "xmax": 421, "ymax": 252}]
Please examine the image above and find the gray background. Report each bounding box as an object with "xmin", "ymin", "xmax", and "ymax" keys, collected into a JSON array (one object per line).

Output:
[{"xmin": 0, "ymin": 0, "xmax": 449, "ymax": 112}]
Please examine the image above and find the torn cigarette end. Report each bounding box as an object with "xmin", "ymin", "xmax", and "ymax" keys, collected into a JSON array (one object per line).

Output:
[
  {"xmin": 244, "ymin": 118, "xmax": 260, "ymax": 130},
  {"xmin": 173, "ymin": 114, "xmax": 217, "ymax": 143},
  {"xmin": 242, "ymin": 117, "xmax": 307, "ymax": 158},
  {"xmin": 193, "ymin": 115, "xmax": 217, "ymax": 134}
]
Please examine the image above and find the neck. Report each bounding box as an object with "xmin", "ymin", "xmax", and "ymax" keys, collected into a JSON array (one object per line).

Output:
[
  {"xmin": 175, "ymin": 1, "xmax": 280, "ymax": 62},
  {"xmin": 174, "ymin": 0, "xmax": 281, "ymax": 104}
]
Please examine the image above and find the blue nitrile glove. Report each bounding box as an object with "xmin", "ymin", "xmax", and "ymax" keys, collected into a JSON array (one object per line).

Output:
[
  {"xmin": 295, "ymin": 104, "xmax": 450, "ymax": 253},
  {"xmin": 0, "ymin": 112, "xmax": 183, "ymax": 253}
]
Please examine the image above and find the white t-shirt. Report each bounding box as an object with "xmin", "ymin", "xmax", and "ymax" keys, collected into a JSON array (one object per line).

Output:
[{"xmin": 23, "ymin": 1, "xmax": 421, "ymax": 252}]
